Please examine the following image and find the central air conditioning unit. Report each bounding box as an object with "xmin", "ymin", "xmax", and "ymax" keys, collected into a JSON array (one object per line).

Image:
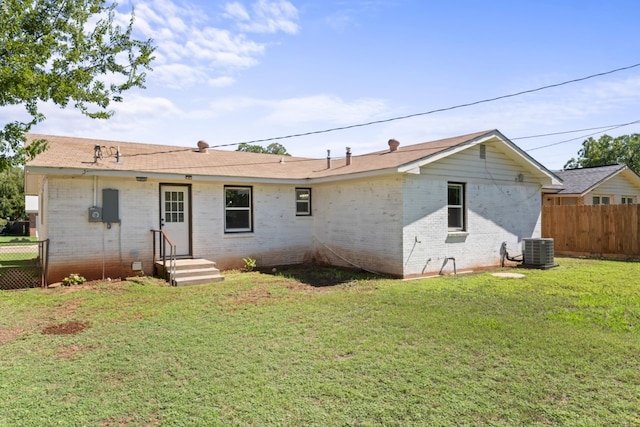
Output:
[{"xmin": 522, "ymin": 238, "xmax": 557, "ymax": 269}]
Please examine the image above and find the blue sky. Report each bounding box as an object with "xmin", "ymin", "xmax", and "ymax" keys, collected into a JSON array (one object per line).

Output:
[{"xmin": 16, "ymin": 0, "xmax": 640, "ymax": 170}]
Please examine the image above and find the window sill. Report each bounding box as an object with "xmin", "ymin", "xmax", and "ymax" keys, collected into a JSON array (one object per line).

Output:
[
  {"xmin": 447, "ymin": 231, "xmax": 469, "ymax": 237},
  {"xmin": 223, "ymin": 232, "xmax": 254, "ymax": 238}
]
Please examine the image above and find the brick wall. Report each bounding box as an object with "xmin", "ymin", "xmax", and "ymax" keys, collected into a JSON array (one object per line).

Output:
[
  {"xmin": 312, "ymin": 176, "xmax": 404, "ymax": 276},
  {"xmin": 44, "ymin": 177, "xmax": 315, "ymax": 280},
  {"xmin": 402, "ymin": 176, "xmax": 542, "ymax": 276},
  {"xmin": 45, "ymin": 176, "xmax": 157, "ymax": 282},
  {"xmin": 192, "ymin": 182, "xmax": 314, "ymax": 270}
]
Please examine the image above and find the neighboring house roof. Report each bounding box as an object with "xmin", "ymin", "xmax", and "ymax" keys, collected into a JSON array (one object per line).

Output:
[
  {"xmin": 551, "ymin": 164, "xmax": 640, "ymax": 196},
  {"xmin": 25, "ymin": 129, "xmax": 561, "ymax": 186}
]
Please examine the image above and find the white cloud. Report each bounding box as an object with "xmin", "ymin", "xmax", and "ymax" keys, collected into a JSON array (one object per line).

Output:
[
  {"xmin": 264, "ymin": 95, "xmax": 387, "ymax": 125},
  {"xmin": 185, "ymin": 27, "xmax": 264, "ymax": 67},
  {"xmin": 224, "ymin": 2, "xmax": 251, "ymax": 21},
  {"xmin": 208, "ymin": 76, "xmax": 236, "ymax": 87},
  {"xmin": 203, "ymin": 94, "xmax": 389, "ymax": 126},
  {"xmin": 21, "ymin": 95, "xmax": 184, "ymax": 139},
  {"xmin": 324, "ymin": 10, "xmax": 356, "ymax": 32},
  {"xmin": 152, "ymin": 64, "xmax": 207, "ymax": 88},
  {"xmin": 206, "ymin": 96, "xmax": 264, "ymax": 114},
  {"xmin": 114, "ymin": 0, "xmax": 299, "ymax": 89},
  {"xmin": 225, "ymin": 0, "xmax": 299, "ymax": 34},
  {"xmin": 580, "ymin": 76, "xmax": 640, "ymax": 108},
  {"xmin": 111, "ymin": 94, "xmax": 182, "ymax": 117}
]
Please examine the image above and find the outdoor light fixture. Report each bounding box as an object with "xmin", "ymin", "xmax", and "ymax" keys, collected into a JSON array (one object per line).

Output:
[{"xmin": 135, "ymin": 176, "xmax": 147, "ymax": 182}]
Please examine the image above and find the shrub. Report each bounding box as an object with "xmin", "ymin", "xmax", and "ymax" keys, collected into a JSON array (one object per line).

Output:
[
  {"xmin": 62, "ymin": 273, "xmax": 86, "ymax": 286},
  {"xmin": 242, "ymin": 257, "xmax": 256, "ymax": 272}
]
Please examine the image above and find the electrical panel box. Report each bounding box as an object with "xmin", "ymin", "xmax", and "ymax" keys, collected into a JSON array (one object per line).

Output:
[
  {"xmin": 102, "ymin": 189, "xmax": 120, "ymax": 223},
  {"xmin": 88, "ymin": 206, "xmax": 102, "ymax": 222}
]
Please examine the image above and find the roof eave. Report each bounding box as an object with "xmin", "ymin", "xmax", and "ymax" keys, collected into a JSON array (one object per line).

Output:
[
  {"xmin": 308, "ymin": 167, "xmax": 400, "ymax": 184},
  {"xmin": 397, "ymin": 130, "xmax": 563, "ymax": 185},
  {"xmin": 25, "ymin": 166, "xmax": 311, "ymax": 185}
]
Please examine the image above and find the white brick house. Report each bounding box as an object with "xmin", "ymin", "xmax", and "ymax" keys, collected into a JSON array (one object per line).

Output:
[{"xmin": 25, "ymin": 130, "xmax": 561, "ymax": 283}]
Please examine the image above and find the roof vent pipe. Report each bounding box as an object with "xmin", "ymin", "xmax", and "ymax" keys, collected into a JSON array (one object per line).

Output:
[
  {"xmin": 388, "ymin": 139, "xmax": 400, "ymax": 152},
  {"xmin": 197, "ymin": 140, "xmax": 209, "ymax": 153},
  {"xmin": 346, "ymin": 147, "xmax": 352, "ymax": 166},
  {"xmin": 327, "ymin": 149, "xmax": 331, "ymax": 169},
  {"xmin": 94, "ymin": 144, "xmax": 102, "ymax": 163}
]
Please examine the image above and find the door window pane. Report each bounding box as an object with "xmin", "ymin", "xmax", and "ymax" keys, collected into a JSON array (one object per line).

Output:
[{"xmin": 165, "ymin": 191, "xmax": 185, "ymax": 223}]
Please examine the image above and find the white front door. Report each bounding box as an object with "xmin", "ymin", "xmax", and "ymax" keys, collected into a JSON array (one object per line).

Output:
[{"xmin": 161, "ymin": 185, "xmax": 191, "ymax": 257}]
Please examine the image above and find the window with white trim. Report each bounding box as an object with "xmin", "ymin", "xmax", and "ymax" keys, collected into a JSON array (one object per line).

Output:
[
  {"xmin": 622, "ymin": 196, "xmax": 635, "ymax": 204},
  {"xmin": 225, "ymin": 186, "xmax": 252, "ymax": 232},
  {"xmin": 295, "ymin": 188, "xmax": 311, "ymax": 216},
  {"xmin": 448, "ymin": 183, "xmax": 465, "ymax": 231},
  {"xmin": 592, "ymin": 195, "xmax": 610, "ymax": 205}
]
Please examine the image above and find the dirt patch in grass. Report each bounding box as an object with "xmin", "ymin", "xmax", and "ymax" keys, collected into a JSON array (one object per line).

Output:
[
  {"xmin": 0, "ymin": 326, "xmax": 24, "ymax": 344},
  {"xmin": 54, "ymin": 278, "xmax": 123, "ymax": 292},
  {"xmin": 223, "ymin": 266, "xmax": 383, "ymax": 306},
  {"xmin": 57, "ymin": 343, "xmax": 97, "ymax": 360},
  {"xmin": 42, "ymin": 320, "xmax": 89, "ymax": 335},
  {"xmin": 226, "ymin": 287, "xmax": 273, "ymax": 305},
  {"xmin": 259, "ymin": 264, "xmax": 382, "ymax": 287}
]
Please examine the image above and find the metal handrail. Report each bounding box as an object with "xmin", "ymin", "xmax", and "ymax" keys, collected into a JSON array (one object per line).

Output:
[
  {"xmin": 39, "ymin": 239, "xmax": 50, "ymax": 288},
  {"xmin": 151, "ymin": 229, "xmax": 177, "ymax": 285}
]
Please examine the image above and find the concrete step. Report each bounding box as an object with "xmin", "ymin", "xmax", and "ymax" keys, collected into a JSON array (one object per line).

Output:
[
  {"xmin": 155, "ymin": 258, "xmax": 224, "ymax": 286},
  {"xmin": 174, "ymin": 274, "xmax": 225, "ymax": 286},
  {"xmin": 173, "ymin": 259, "xmax": 218, "ymax": 270},
  {"xmin": 174, "ymin": 267, "xmax": 221, "ymax": 279}
]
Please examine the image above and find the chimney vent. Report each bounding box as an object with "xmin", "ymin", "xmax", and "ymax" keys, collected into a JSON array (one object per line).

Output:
[
  {"xmin": 388, "ymin": 139, "xmax": 400, "ymax": 152},
  {"xmin": 197, "ymin": 140, "xmax": 209, "ymax": 153},
  {"xmin": 346, "ymin": 147, "xmax": 352, "ymax": 166},
  {"xmin": 326, "ymin": 149, "xmax": 331, "ymax": 169}
]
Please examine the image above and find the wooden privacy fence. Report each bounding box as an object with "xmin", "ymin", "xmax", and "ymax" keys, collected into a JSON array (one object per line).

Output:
[{"xmin": 542, "ymin": 205, "xmax": 640, "ymax": 258}]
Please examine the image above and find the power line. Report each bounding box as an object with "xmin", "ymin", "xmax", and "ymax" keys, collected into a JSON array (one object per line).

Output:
[
  {"xmin": 209, "ymin": 62, "xmax": 640, "ymax": 149},
  {"xmin": 526, "ymin": 120, "xmax": 640, "ymax": 151},
  {"xmin": 513, "ymin": 119, "xmax": 640, "ymax": 140}
]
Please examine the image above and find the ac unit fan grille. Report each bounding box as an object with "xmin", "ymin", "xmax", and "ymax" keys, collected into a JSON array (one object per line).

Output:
[{"xmin": 522, "ymin": 238, "xmax": 555, "ymax": 268}]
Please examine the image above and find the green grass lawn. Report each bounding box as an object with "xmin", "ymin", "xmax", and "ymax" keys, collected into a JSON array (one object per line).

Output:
[
  {"xmin": 0, "ymin": 255, "xmax": 38, "ymax": 266},
  {"xmin": 0, "ymin": 258, "xmax": 639, "ymax": 426},
  {"xmin": 0, "ymin": 237, "xmax": 39, "ymax": 265},
  {"xmin": 0, "ymin": 236, "xmax": 37, "ymax": 244}
]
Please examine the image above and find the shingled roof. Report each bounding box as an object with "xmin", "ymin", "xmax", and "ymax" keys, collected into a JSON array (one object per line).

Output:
[
  {"xmin": 25, "ymin": 129, "xmax": 559, "ymax": 184},
  {"xmin": 553, "ymin": 164, "xmax": 628, "ymax": 195}
]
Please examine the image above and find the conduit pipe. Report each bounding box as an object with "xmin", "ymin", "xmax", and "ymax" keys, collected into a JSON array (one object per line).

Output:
[
  {"xmin": 439, "ymin": 257, "xmax": 457, "ymax": 275},
  {"xmin": 500, "ymin": 241, "xmax": 523, "ymax": 267}
]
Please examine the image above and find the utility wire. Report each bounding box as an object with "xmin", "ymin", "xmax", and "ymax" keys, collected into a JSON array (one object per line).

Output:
[
  {"xmin": 513, "ymin": 119, "xmax": 640, "ymax": 140},
  {"xmin": 209, "ymin": 62, "xmax": 640, "ymax": 149},
  {"xmin": 526, "ymin": 120, "xmax": 640, "ymax": 151}
]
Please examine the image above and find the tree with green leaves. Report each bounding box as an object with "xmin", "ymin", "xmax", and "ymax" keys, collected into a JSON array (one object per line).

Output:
[
  {"xmin": 236, "ymin": 142, "xmax": 291, "ymax": 156},
  {"xmin": 0, "ymin": 0, "xmax": 155, "ymax": 170},
  {"xmin": 0, "ymin": 167, "xmax": 26, "ymax": 224},
  {"xmin": 564, "ymin": 134, "xmax": 640, "ymax": 174}
]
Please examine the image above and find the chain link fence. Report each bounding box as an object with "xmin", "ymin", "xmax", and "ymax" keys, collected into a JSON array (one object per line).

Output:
[{"xmin": 0, "ymin": 239, "xmax": 49, "ymax": 290}]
